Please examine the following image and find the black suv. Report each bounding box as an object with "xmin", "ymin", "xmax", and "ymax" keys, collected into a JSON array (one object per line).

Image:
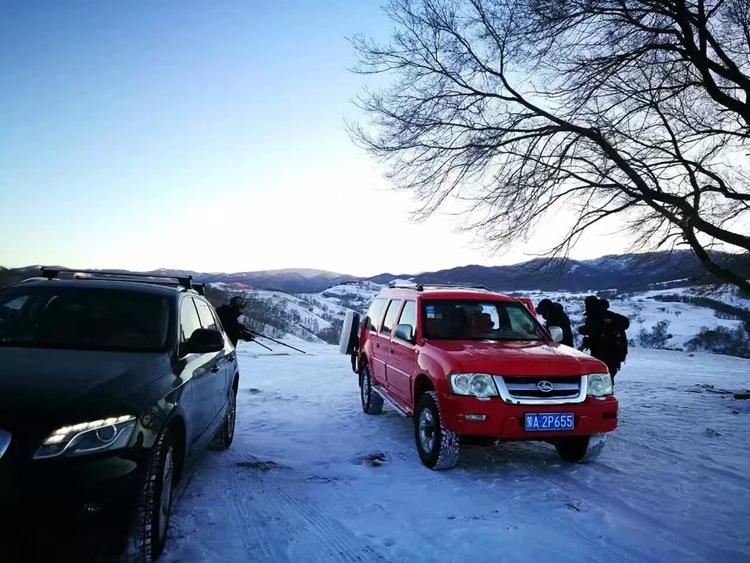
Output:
[{"xmin": 0, "ymin": 268, "xmax": 240, "ymax": 561}]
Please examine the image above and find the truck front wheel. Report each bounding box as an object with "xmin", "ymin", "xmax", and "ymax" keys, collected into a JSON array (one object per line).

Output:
[
  {"xmin": 414, "ymin": 391, "xmax": 459, "ymax": 470},
  {"xmin": 555, "ymin": 434, "xmax": 606, "ymax": 463}
]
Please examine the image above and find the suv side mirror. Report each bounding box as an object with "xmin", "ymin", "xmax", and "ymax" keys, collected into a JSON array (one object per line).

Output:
[
  {"xmin": 395, "ymin": 323, "xmax": 415, "ymax": 343},
  {"xmin": 185, "ymin": 328, "xmax": 224, "ymax": 354},
  {"xmin": 548, "ymin": 326, "xmax": 564, "ymax": 343}
]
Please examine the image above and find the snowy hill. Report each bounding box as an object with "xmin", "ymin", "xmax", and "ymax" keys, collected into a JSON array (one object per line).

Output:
[
  {"xmin": 3, "ymin": 262, "xmax": 747, "ymax": 357},
  {"xmin": 517, "ymin": 287, "xmax": 749, "ymax": 352},
  {"xmin": 213, "ymin": 278, "xmax": 749, "ymax": 358}
]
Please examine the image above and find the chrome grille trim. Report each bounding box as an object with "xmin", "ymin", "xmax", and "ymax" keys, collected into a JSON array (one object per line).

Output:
[{"xmin": 493, "ymin": 376, "xmax": 588, "ymax": 405}]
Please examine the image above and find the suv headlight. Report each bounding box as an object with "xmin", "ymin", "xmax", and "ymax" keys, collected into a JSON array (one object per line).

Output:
[
  {"xmin": 450, "ymin": 373, "xmax": 499, "ymax": 398},
  {"xmin": 34, "ymin": 415, "xmax": 137, "ymax": 459},
  {"xmin": 587, "ymin": 374, "xmax": 613, "ymax": 397}
]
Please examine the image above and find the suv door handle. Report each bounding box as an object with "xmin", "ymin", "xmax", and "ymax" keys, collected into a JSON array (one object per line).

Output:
[
  {"xmin": 390, "ymin": 347, "xmax": 394, "ymax": 353},
  {"xmin": 210, "ymin": 365, "xmax": 220, "ymax": 373}
]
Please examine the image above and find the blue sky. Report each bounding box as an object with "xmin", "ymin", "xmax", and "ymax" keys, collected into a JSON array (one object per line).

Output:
[{"xmin": 0, "ymin": 1, "xmax": 629, "ymax": 276}]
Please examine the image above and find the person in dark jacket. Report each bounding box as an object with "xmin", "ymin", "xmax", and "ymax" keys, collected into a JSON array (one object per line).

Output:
[
  {"xmin": 536, "ymin": 299, "xmax": 574, "ymax": 347},
  {"xmin": 578, "ymin": 296, "xmax": 630, "ymax": 381},
  {"xmin": 597, "ymin": 298, "xmax": 630, "ymax": 379},
  {"xmin": 215, "ymin": 296, "xmax": 255, "ymax": 347}
]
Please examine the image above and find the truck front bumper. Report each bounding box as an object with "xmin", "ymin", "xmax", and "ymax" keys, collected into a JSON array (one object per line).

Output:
[{"xmin": 439, "ymin": 393, "xmax": 618, "ymax": 439}]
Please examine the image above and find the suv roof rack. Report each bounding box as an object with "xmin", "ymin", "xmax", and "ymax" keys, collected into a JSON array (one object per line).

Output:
[
  {"xmin": 40, "ymin": 267, "xmax": 203, "ymax": 294},
  {"xmin": 387, "ymin": 281, "xmax": 492, "ymax": 292}
]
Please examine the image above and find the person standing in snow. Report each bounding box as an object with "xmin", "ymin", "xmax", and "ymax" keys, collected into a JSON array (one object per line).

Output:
[
  {"xmin": 216, "ymin": 296, "xmax": 255, "ymax": 348},
  {"xmin": 578, "ymin": 296, "xmax": 630, "ymax": 381},
  {"xmin": 597, "ymin": 298, "xmax": 630, "ymax": 380},
  {"xmin": 536, "ymin": 299, "xmax": 574, "ymax": 347}
]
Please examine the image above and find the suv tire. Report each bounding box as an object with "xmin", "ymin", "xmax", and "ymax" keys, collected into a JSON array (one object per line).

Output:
[
  {"xmin": 360, "ymin": 364, "xmax": 384, "ymax": 415},
  {"xmin": 213, "ymin": 384, "xmax": 237, "ymax": 450},
  {"xmin": 124, "ymin": 426, "xmax": 175, "ymax": 561},
  {"xmin": 555, "ymin": 434, "xmax": 606, "ymax": 463},
  {"xmin": 414, "ymin": 391, "xmax": 459, "ymax": 470}
]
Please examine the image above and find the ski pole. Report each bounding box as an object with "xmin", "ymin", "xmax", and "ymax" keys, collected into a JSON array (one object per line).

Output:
[
  {"xmin": 246, "ymin": 329, "xmax": 307, "ymax": 354},
  {"xmin": 252, "ymin": 339, "xmax": 273, "ymax": 351}
]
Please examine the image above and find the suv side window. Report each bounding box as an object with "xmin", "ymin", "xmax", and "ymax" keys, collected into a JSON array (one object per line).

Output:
[
  {"xmin": 194, "ymin": 298, "xmax": 218, "ymax": 330},
  {"xmin": 366, "ymin": 297, "xmax": 388, "ymax": 332},
  {"xmin": 179, "ymin": 297, "xmax": 203, "ymax": 355},
  {"xmin": 380, "ymin": 299, "xmax": 402, "ymax": 336}
]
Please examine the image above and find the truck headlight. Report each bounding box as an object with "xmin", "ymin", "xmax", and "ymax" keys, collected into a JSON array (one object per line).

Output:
[
  {"xmin": 587, "ymin": 374, "xmax": 613, "ymax": 397},
  {"xmin": 34, "ymin": 415, "xmax": 137, "ymax": 459},
  {"xmin": 450, "ymin": 373, "xmax": 498, "ymax": 398}
]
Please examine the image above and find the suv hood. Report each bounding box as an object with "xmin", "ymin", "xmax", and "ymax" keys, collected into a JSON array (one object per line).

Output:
[
  {"xmin": 0, "ymin": 347, "xmax": 171, "ymax": 433},
  {"xmin": 425, "ymin": 340, "xmax": 607, "ymax": 376}
]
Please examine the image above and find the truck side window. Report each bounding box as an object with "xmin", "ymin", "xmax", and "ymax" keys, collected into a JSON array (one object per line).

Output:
[
  {"xmin": 366, "ymin": 297, "xmax": 388, "ymax": 332},
  {"xmin": 380, "ymin": 300, "xmax": 402, "ymax": 336},
  {"xmin": 397, "ymin": 300, "xmax": 417, "ymax": 330}
]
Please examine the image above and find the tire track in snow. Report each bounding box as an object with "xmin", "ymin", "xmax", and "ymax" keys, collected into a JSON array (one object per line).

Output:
[
  {"xmin": 360, "ymin": 435, "xmax": 631, "ymax": 563},
  {"xmin": 499, "ymin": 452, "xmax": 704, "ymax": 563},
  {"xmin": 609, "ymin": 433, "xmax": 746, "ymax": 482},
  {"xmin": 223, "ymin": 482, "xmax": 290, "ymax": 561},
  {"xmin": 249, "ymin": 471, "xmax": 386, "ymax": 562},
  {"xmin": 211, "ymin": 450, "xmax": 387, "ymax": 563},
  {"xmin": 453, "ymin": 445, "xmax": 633, "ymax": 563}
]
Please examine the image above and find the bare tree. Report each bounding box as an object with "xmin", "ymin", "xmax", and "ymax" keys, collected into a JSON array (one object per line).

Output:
[{"xmin": 349, "ymin": 0, "xmax": 750, "ymax": 292}]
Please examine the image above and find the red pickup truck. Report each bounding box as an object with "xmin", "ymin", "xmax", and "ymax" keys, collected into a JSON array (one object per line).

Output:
[{"xmin": 339, "ymin": 282, "xmax": 617, "ymax": 470}]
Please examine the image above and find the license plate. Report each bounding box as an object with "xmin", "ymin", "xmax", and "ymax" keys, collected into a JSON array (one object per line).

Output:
[{"xmin": 524, "ymin": 412, "xmax": 574, "ymax": 431}]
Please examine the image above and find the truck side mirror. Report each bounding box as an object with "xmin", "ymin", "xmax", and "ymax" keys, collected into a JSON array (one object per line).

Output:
[
  {"xmin": 395, "ymin": 323, "xmax": 415, "ymax": 343},
  {"xmin": 548, "ymin": 326, "xmax": 564, "ymax": 343}
]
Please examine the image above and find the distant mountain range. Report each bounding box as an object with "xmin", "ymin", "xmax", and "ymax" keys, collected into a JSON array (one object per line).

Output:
[{"xmin": 4, "ymin": 249, "xmax": 747, "ymax": 294}]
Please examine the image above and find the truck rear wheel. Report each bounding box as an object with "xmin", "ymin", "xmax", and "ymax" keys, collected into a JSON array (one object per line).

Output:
[{"xmin": 360, "ymin": 364, "xmax": 383, "ymax": 415}]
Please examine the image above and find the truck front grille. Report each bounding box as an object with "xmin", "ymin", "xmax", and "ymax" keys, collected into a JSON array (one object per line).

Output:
[{"xmin": 493, "ymin": 375, "xmax": 587, "ymax": 405}]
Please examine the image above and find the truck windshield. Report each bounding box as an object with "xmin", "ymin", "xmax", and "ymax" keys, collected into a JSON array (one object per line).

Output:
[
  {"xmin": 0, "ymin": 285, "xmax": 172, "ymax": 352},
  {"xmin": 421, "ymin": 299, "xmax": 545, "ymax": 341}
]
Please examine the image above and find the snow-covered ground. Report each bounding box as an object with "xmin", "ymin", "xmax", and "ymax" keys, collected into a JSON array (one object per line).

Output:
[{"xmin": 162, "ymin": 343, "xmax": 750, "ymax": 563}]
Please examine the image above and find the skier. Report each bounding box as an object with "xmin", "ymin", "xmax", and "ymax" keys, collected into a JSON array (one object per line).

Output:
[
  {"xmin": 536, "ymin": 299, "xmax": 574, "ymax": 347},
  {"xmin": 216, "ymin": 296, "xmax": 256, "ymax": 348}
]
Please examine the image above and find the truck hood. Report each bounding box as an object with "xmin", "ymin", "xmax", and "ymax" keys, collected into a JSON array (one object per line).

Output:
[{"xmin": 424, "ymin": 339, "xmax": 607, "ymax": 376}]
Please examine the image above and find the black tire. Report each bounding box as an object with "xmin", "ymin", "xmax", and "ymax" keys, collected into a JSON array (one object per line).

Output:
[
  {"xmin": 214, "ymin": 383, "xmax": 238, "ymax": 450},
  {"xmin": 360, "ymin": 364, "xmax": 383, "ymax": 415},
  {"xmin": 124, "ymin": 427, "xmax": 175, "ymax": 561},
  {"xmin": 555, "ymin": 434, "xmax": 606, "ymax": 463},
  {"xmin": 414, "ymin": 391, "xmax": 459, "ymax": 470}
]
